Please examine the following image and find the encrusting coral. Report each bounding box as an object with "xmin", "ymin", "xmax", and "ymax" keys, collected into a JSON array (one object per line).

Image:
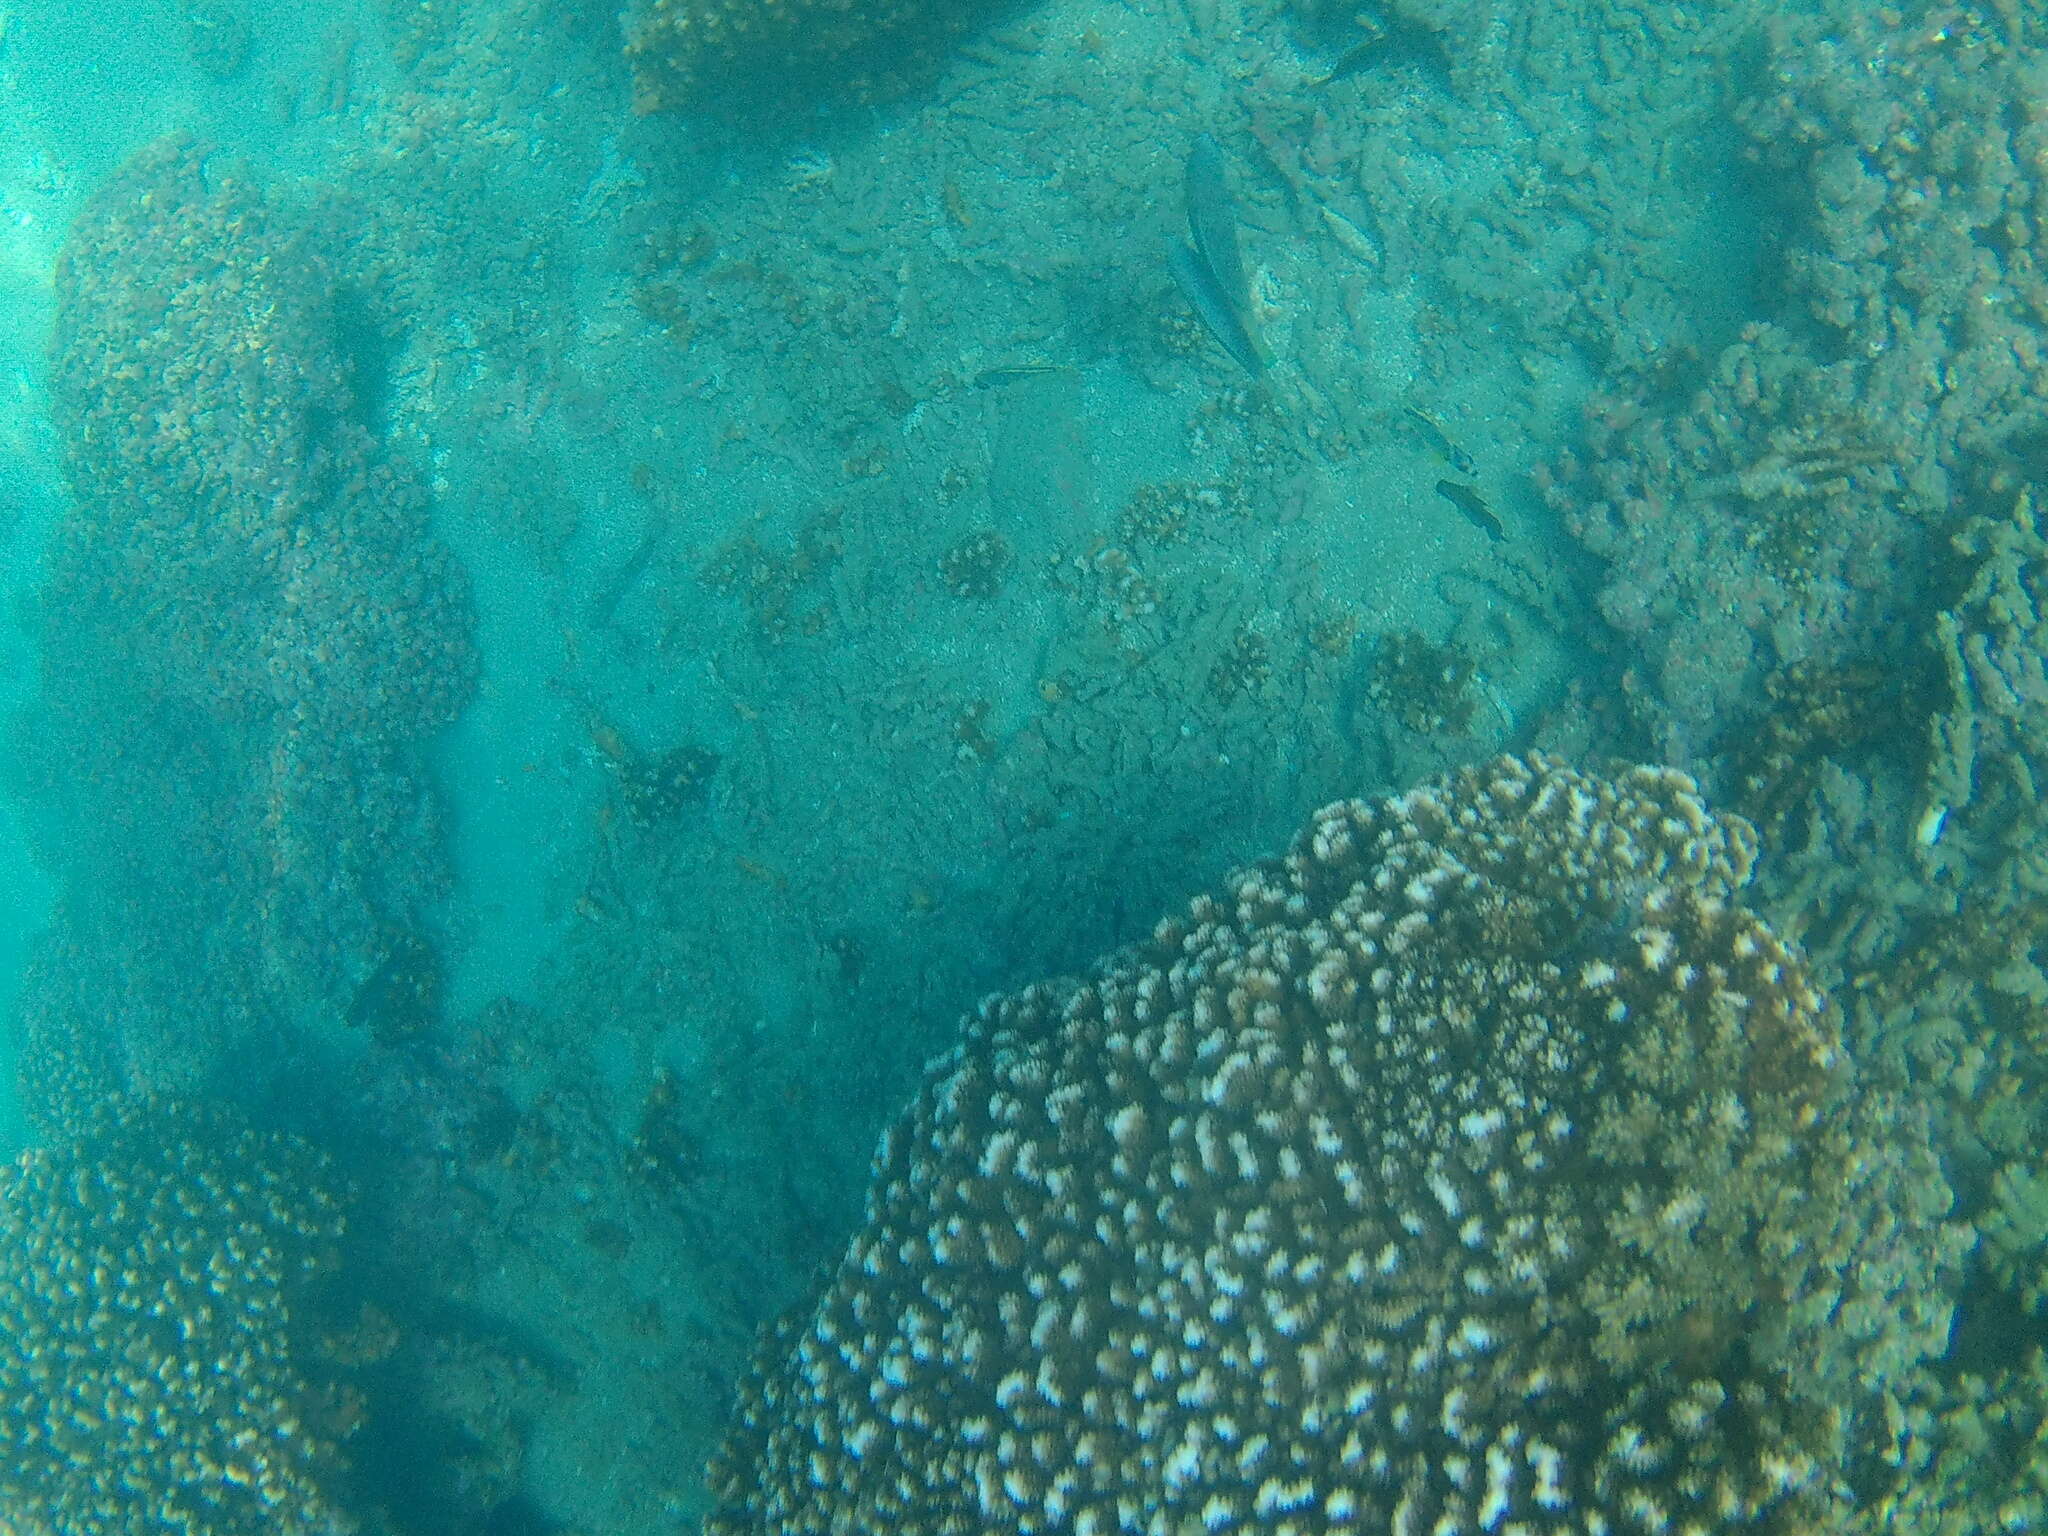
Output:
[
  {"xmin": 0, "ymin": 1098, "xmax": 356, "ymax": 1535},
  {"xmin": 708, "ymin": 754, "xmax": 1964, "ymax": 1536}
]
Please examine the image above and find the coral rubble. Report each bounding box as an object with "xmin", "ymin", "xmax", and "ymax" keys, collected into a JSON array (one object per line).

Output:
[{"xmin": 707, "ymin": 754, "xmax": 1962, "ymax": 1534}]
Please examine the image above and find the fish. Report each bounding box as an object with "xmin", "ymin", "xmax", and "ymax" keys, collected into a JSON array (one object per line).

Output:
[
  {"xmin": 587, "ymin": 512, "xmax": 669, "ymax": 630},
  {"xmin": 973, "ymin": 363, "xmax": 1075, "ymax": 389},
  {"xmin": 1167, "ymin": 236, "xmax": 1265, "ymax": 376},
  {"xmin": 1186, "ymin": 134, "xmax": 1250, "ymax": 316},
  {"xmin": 1311, "ymin": 8, "xmax": 1455, "ymax": 92},
  {"xmin": 1167, "ymin": 136, "xmax": 1266, "ymax": 377},
  {"xmin": 1313, "ymin": 34, "xmax": 1384, "ymax": 87},
  {"xmin": 1434, "ymin": 479, "xmax": 1504, "ymax": 542},
  {"xmin": 1404, "ymin": 404, "xmax": 1478, "ymax": 476}
]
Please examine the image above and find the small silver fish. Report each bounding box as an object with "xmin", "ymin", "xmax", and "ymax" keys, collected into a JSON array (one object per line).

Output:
[{"xmin": 973, "ymin": 363, "xmax": 1075, "ymax": 389}]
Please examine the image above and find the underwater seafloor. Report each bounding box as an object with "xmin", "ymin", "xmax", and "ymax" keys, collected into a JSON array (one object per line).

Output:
[{"xmin": 2, "ymin": 0, "xmax": 2047, "ymax": 1530}]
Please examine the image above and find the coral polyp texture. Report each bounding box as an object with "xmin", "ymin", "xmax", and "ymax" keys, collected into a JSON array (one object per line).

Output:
[
  {"xmin": 707, "ymin": 754, "xmax": 1963, "ymax": 1536},
  {"xmin": 624, "ymin": 0, "xmax": 1004, "ymax": 115},
  {"xmin": 0, "ymin": 1099, "xmax": 354, "ymax": 1535}
]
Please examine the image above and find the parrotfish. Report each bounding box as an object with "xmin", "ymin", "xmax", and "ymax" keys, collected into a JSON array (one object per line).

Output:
[
  {"xmin": 1186, "ymin": 134, "xmax": 1250, "ymax": 316},
  {"xmin": 1167, "ymin": 237, "xmax": 1265, "ymax": 377},
  {"xmin": 1167, "ymin": 135, "xmax": 1266, "ymax": 376},
  {"xmin": 1311, "ymin": 7, "xmax": 1455, "ymax": 93}
]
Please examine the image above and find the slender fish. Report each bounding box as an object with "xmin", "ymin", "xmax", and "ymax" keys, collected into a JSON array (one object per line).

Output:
[
  {"xmin": 1167, "ymin": 135, "xmax": 1266, "ymax": 376},
  {"xmin": 1167, "ymin": 236, "xmax": 1264, "ymax": 377},
  {"xmin": 1404, "ymin": 404, "xmax": 1477, "ymax": 475},
  {"xmin": 1434, "ymin": 479, "xmax": 1504, "ymax": 542},
  {"xmin": 1186, "ymin": 134, "xmax": 1250, "ymax": 316},
  {"xmin": 973, "ymin": 363, "xmax": 1075, "ymax": 389}
]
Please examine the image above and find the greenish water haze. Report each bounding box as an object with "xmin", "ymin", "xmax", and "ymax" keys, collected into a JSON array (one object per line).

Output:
[{"xmin": 2, "ymin": 0, "xmax": 2045, "ymax": 1529}]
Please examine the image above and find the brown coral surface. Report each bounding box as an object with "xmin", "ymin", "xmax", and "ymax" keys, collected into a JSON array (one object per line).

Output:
[
  {"xmin": 0, "ymin": 1099, "xmax": 354, "ymax": 1536},
  {"xmin": 708, "ymin": 754, "xmax": 1961, "ymax": 1536}
]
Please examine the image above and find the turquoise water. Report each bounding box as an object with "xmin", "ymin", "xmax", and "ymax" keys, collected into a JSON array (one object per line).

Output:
[{"xmin": 0, "ymin": 0, "xmax": 2042, "ymax": 1530}]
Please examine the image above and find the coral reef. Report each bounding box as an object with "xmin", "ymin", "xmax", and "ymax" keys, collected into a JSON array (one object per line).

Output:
[
  {"xmin": 1519, "ymin": 68, "xmax": 2048, "ymax": 1471},
  {"xmin": 1546, "ymin": 322, "xmax": 1920, "ymax": 741},
  {"xmin": 1708, "ymin": 485, "xmax": 2048, "ymax": 1535},
  {"xmin": 1838, "ymin": 1354, "xmax": 2048, "ymax": 1536},
  {"xmin": 620, "ymin": 744, "xmax": 723, "ymax": 828},
  {"xmin": 0, "ymin": 1097, "xmax": 357, "ymax": 1535},
  {"xmin": 1784, "ymin": 496, "xmax": 2048, "ymax": 1501},
  {"xmin": 1545, "ymin": 2, "xmax": 2048, "ymax": 745},
  {"xmin": 1919, "ymin": 490, "xmax": 2048, "ymax": 859},
  {"xmin": 19, "ymin": 1, "xmax": 2032, "ymax": 1524},
  {"xmin": 10, "ymin": 135, "xmax": 475, "ymax": 1136},
  {"xmin": 940, "ymin": 529, "xmax": 1012, "ymax": 600},
  {"xmin": 344, "ymin": 930, "xmax": 445, "ymax": 1046},
  {"xmin": 700, "ymin": 508, "xmax": 846, "ymax": 647},
  {"xmin": 623, "ymin": 0, "xmax": 1008, "ymax": 116},
  {"xmin": 1118, "ymin": 481, "xmax": 1245, "ymax": 549},
  {"xmin": 1367, "ymin": 627, "xmax": 1478, "ymax": 736},
  {"xmin": 1205, "ymin": 624, "xmax": 1271, "ymax": 702},
  {"xmin": 706, "ymin": 754, "xmax": 1963, "ymax": 1534},
  {"xmin": 1718, "ymin": 658, "xmax": 1917, "ymax": 851},
  {"xmin": 44, "ymin": 131, "xmax": 473, "ymax": 792}
]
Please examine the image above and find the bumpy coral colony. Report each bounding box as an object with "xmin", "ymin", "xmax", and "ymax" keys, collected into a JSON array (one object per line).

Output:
[
  {"xmin": 709, "ymin": 754, "xmax": 1962, "ymax": 1536},
  {"xmin": 0, "ymin": 1100, "xmax": 351, "ymax": 1536}
]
